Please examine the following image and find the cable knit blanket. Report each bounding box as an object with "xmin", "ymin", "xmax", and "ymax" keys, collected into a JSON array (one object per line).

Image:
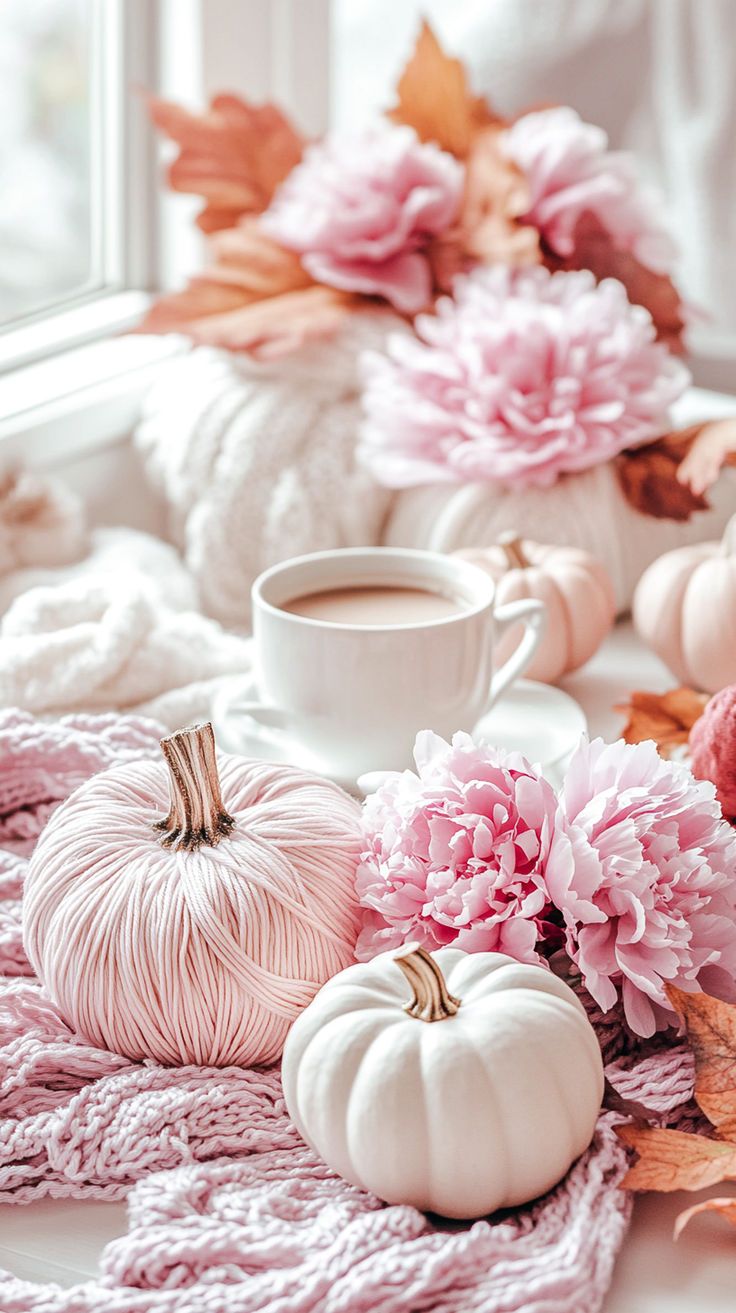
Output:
[
  {"xmin": 0, "ymin": 710, "xmax": 697, "ymax": 1313},
  {"xmin": 0, "ymin": 526, "xmax": 253, "ymax": 729}
]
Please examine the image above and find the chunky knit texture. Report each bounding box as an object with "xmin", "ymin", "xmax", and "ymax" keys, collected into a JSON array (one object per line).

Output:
[
  {"xmin": 134, "ymin": 314, "xmax": 402, "ymax": 629},
  {"xmin": 0, "ymin": 710, "xmax": 697, "ymax": 1312},
  {"xmin": 137, "ymin": 346, "xmax": 736, "ymax": 621}
]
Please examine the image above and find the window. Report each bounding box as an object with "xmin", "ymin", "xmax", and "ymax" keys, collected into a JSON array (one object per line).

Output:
[
  {"xmin": 1, "ymin": 0, "xmax": 96, "ymax": 325},
  {"xmin": 0, "ymin": 0, "xmax": 157, "ymax": 374}
]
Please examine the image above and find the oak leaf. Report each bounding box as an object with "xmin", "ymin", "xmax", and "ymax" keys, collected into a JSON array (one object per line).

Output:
[
  {"xmin": 544, "ymin": 212, "xmax": 686, "ymax": 353},
  {"xmin": 148, "ymin": 93, "xmax": 304, "ymax": 232},
  {"xmin": 615, "ymin": 687, "xmax": 709, "ymax": 757},
  {"xmin": 388, "ymin": 21, "xmax": 499, "ymax": 158}
]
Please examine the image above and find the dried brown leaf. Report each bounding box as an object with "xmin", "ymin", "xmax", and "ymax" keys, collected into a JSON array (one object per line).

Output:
[
  {"xmin": 674, "ymin": 1196, "xmax": 736, "ymax": 1239},
  {"xmin": 615, "ymin": 687, "xmax": 709, "ymax": 756},
  {"xmin": 615, "ymin": 437, "xmax": 711, "ymax": 522},
  {"xmin": 618, "ymin": 1123, "xmax": 736, "ymax": 1193},
  {"xmin": 148, "ymin": 93, "xmax": 304, "ymax": 231},
  {"xmin": 137, "ymin": 217, "xmax": 354, "ymax": 358},
  {"xmin": 666, "ymin": 986, "xmax": 736, "ymax": 1141},
  {"xmin": 140, "ymin": 282, "xmax": 354, "ymax": 361},
  {"xmin": 388, "ymin": 21, "xmax": 499, "ymax": 157},
  {"xmin": 545, "ymin": 212, "xmax": 686, "ymax": 353},
  {"xmin": 675, "ymin": 417, "xmax": 736, "ymax": 497},
  {"xmin": 618, "ymin": 989, "xmax": 736, "ymax": 1209},
  {"xmin": 459, "ymin": 125, "xmax": 540, "ymax": 267}
]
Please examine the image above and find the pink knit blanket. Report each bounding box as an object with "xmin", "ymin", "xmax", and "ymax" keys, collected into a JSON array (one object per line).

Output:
[{"xmin": 0, "ymin": 709, "xmax": 696, "ymax": 1312}]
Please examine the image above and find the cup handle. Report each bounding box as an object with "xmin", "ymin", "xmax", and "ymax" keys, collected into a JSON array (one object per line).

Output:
[{"xmin": 488, "ymin": 598, "xmax": 546, "ymax": 708}]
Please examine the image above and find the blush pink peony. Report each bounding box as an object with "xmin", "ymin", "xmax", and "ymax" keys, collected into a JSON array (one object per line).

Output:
[
  {"xmin": 358, "ymin": 264, "xmax": 689, "ymax": 488},
  {"xmin": 261, "ymin": 124, "xmax": 464, "ymax": 314},
  {"xmin": 504, "ymin": 106, "xmax": 678, "ymax": 274},
  {"xmin": 355, "ymin": 730, "xmax": 562, "ymax": 965},
  {"xmin": 549, "ymin": 737, "xmax": 736, "ymax": 1037}
]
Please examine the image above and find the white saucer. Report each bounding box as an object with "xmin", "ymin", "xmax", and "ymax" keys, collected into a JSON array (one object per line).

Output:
[
  {"xmin": 470, "ymin": 679, "xmax": 587, "ymax": 788},
  {"xmin": 212, "ymin": 678, "xmax": 587, "ymax": 796}
]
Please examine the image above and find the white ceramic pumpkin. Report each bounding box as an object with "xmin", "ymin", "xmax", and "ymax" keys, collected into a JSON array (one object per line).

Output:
[
  {"xmin": 282, "ymin": 944, "xmax": 604, "ymax": 1219},
  {"xmin": 381, "ymin": 461, "xmax": 736, "ymax": 614},
  {"xmin": 455, "ymin": 535, "xmax": 616, "ymax": 683},
  {"xmin": 632, "ymin": 514, "xmax": 736, "ymax": 692}
]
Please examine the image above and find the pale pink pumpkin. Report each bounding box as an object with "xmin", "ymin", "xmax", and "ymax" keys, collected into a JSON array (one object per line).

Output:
[
  {"xmin": 633, "ymin": 515, "xmax": 736, "ymax": 693},
  {"xmin": 455, "ymin": 535, "xmax": 616, "ymax": 684}
]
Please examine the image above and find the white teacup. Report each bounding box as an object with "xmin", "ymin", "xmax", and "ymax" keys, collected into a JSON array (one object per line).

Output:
[{"xmin": 231, "ymin": 547, "xmax": 545, "ymax": 782}]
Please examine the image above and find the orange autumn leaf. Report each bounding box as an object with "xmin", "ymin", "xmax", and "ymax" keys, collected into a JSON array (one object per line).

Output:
[
  {"xmin": 148, "ymin": 93, "xmax": 304, "ymax": 232},
  {"xmin": 618, "ymin": 1123, "xmax": 736, "ymax": 1193},
  {"xmin": 387, "ymin": 20, "xmax": 499, "ymax": 158},
  {"xmin": 138, "ymin": 219, "xmax": 311, "ymax": 329},
  {"xmin": 675, "ymin": 417, "xmax": 736, "ymax": 497},
  {"xmin": 459, "ymin": 126, "xmax": 540, "ymax": 268},
  {"xmin": 674, "ymin": 1196, "xmax": 736, "ymax": 1239},
  {"xmin": 173, "ymin": 285, "xmax": 357, "ymax": 361},
  {"xmin": 615, "ymin": 687, "xmax": 709, "ymax": 757},
  {"xmin": 618, "ymin": 986, "xmax": 736, "ymax": 1239},
  {"xmin": 140, "ymin": 282, "xmax": 355, "ymax": 361},
  {"xmin": 137, "ymin": 218, "xmax": 355, "ymax": 358},
  {"xmin": 666, "ymin": 986, "xmax": 736, "ymax": 1141},
  {"xmin": 545, "ymin": 212, "xmax": 686, "ymax": 353}
]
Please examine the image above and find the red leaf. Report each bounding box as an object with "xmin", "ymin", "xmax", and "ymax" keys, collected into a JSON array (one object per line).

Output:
[
  {"xmin": 615, "ymin": 435, "xmax": 711, "ymax": 521},
  {"xmin": 545, "ymin": 212, "xmax": 686, "ymax": 353}
]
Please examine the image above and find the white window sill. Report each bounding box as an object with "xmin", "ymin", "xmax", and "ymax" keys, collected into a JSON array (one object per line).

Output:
[{"xmin": 0, "ymin": 323, "xmax": 184, "ymax": 469}]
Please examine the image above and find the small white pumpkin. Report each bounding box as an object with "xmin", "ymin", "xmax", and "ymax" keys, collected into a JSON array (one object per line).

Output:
[
  {"xmin": 282, "ymin": 944, "xmax": 604, "ymax": 1219},
  {"xmin": 633, "ymin": 514, "xmax": 736, "ymax": 692},
  {"xmin": 455, "ymin": 534, "xmax": 616, "ymax": 683}
]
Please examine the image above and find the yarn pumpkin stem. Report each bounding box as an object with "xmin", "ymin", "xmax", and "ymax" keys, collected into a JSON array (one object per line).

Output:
[
  {"xmin": 394, "ymin": 944, "xmax": 461, "ymax": 1022},
  {"xmin": 154, "ymin": 722, "xmax": 235, "ymax": 851},
  {"xmin": 498, "ymin": 532, "xmax": 530, "ymax": 571}
]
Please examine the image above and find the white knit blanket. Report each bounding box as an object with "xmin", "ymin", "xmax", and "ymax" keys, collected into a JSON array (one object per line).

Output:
[{"xmin": 0, "ymin": 521, "xmax": 253, "ymax": 729}]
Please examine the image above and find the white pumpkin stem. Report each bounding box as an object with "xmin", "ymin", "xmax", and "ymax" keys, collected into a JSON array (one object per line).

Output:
[
  {"xmin": 498, "ymin": 531, "xmax": 530, "ymax": 571},
  {"xmin": 154, "ymin": 722, "xmax": 235, "ymax": 851},
  {"xmin": 394, "ymin": 944, "xmax": 460, "ymax": 1022}
]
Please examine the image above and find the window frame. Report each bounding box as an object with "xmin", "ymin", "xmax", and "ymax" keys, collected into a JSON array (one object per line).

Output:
[
  {"xmin": 0, "ymin": 0, "xmax": 331, "ymax": 456},
  {"xmin": 0, "ymin": 0, "xmax": 160, "ymax": 375}
]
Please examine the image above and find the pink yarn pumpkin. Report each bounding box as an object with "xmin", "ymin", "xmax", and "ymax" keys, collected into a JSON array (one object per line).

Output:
[{"xmin": 23, "ymin": 723, "xmax": 363, "ymax": 1067}]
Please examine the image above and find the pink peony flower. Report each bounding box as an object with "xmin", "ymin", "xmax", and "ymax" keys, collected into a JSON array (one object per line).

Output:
[
  {"xmin": 504, "ymin": 106, "xmax": 678, "ymax": 274},
  {"xmin": 355, "ymin": 730, "xmax": 562, "ymax": 964},
  {"xmin": 549, "ymin": 737, "xmax": 736, "ymax": 1037},
  {"xmin": 261, "ymin": 124, "xmax": 464, "ymax": 314},
  {"xmin": 358, "ymin": 265, "xmax": 690, "ymax": 489}
]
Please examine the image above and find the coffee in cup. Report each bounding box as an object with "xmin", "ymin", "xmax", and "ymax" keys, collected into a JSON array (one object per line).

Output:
[{"xmin": 229, "ymin": 547, "xmax": 546, "ymax": 783}]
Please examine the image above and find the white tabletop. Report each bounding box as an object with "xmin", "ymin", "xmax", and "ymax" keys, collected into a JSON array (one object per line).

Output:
[{"xmin": 2, "ymin": 621, "xmax": 736, "ymax": 1306}]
